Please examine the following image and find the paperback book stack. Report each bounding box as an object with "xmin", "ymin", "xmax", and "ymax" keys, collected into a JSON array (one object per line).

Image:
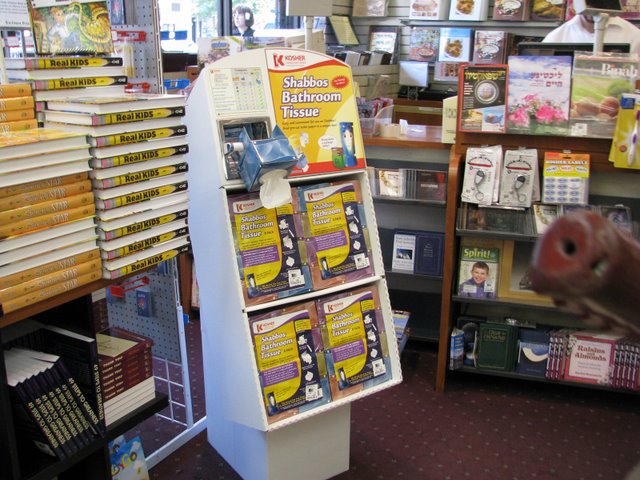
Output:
[
  {"xmin": 4, "ymin": 55, "xmax": 127, "ymax": 110},
  {"xmin": 42, "ymin": 94, "xmax": 191, "ymax": 279},
  {"xmin": 0, "ymin": 128, "xmax": 100, "ymax": 316},
  {"xmin": 4, "ymin": 346, "xmax": 104, "ymax": 460},
  {"xmin": 96, "ymin": 327, "xmax": 154, "ymax": 426},
  {"xmin": 0, "ymin": 83, "xmax": 37, "ymax": 132}
]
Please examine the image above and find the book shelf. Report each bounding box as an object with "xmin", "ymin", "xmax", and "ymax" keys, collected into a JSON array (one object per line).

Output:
[
  {"xmin": 184, "ymin": 48, "xmax": 403, "ymax": 480},
  {"xmin": 364, "ymin": 131, "xmax": 450, "ymax": 342},
  {"xmin": 435, "ymin": 131, "xmax": 640, "ymax": 394},
  {"xmin": 0, "ymin": 263, "xmax": 171, "ymax": 480}
]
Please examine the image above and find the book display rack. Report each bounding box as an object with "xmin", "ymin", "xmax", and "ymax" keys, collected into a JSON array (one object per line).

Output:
[
  {"xmin": 185, "ymin": 48, "xmax": 402, "ymax": 480},
  {"xmin": 364, "ymin": 133, "xmax": 450, "ymax": 341},
  {"xmin": 435, "ymin": 130, "xmax": 640, "ymax": 394}
]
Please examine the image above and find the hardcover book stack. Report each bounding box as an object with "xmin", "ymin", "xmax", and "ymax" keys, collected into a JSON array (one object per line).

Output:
[
  {"xmin": 4, "ymin": 346, "xmax": 104, "ymax": 460},
  {"xmin": 0, "ymin": 83, "xmax": 37, "ymax": 132},
  {"xmin": 96, "ymin": 327, "xmax": 154, "ymax": 426},
  {"xmin": 0, "ymin": 128, "xmax": 100, "ymax": 316},
  {"xmin": 42, "ymin": 94, "xmax": 190, "ymax": 279}
]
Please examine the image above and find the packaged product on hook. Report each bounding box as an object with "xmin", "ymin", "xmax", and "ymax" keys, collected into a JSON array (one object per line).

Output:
[{"xmin": 460, "ymin": 145, "xmax": 502, "ymax": 205}]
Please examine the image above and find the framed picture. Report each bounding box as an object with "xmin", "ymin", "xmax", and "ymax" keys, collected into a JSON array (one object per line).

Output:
[
  {"xmin": 498, "ymin": 240, "xmax": 553, "ymax": 304},
  {"xmin": 368, "ymin": 26, "xmax": 399, "ymax": 57}
]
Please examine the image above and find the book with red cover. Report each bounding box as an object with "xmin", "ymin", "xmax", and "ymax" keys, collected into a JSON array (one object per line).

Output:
[{"xmin": 563, "ymin": 331, "xmax": 622, "ymax": 385}]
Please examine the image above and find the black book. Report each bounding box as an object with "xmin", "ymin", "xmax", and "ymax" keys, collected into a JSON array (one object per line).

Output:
[
  {"xmin": 53, "ymin": 360, "xmax": 104, "ymax": 437},
  {"xmin": 39, "ymin": 325, "xmax": 105, "ymax": 433},
  {"xmin": 4, "ymin": 349, "xmax": 77, "ymax": 458},
  {"xmin": 5, "ymin": 363, "xmax": 66, "ymax": 460}
]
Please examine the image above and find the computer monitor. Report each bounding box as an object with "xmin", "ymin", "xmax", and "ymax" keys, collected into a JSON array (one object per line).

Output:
[{"xmin": 517, "ymin": 42, "xmax": 630, "ymax": 56}]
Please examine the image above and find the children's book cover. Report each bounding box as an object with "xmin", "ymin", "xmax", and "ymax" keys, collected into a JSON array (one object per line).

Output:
[
  {"xmin": 507, "ymin": 56, "xmax": 572, "ymax": 136},
  {"xmin": 408, "ymin": 27, "xmax": 440, "ymax": 63},
  {"xmin": 459, "ymin": 65, "xmax": 507, "ymax": 133},
  {"xmin": 570, "ymin": 53, "xmax": 638, "ymax": 139},
  {"xmin": 29, "ymin": 0, "xmax": 114, "ymax": 55},
  {"xmin": 457, "ymin": 237, "xmax": 501, "ymax": 299},
  {"xmin": 228, "ymin": 193, "xmax": 312, "ymax": 307},
  {"xmin": 249, "ymin": 302, "xmax": 330, "ymax": 422},
  {"xmin": 111, "ymin": 436, "xmax": 149, "ymax": 480}
]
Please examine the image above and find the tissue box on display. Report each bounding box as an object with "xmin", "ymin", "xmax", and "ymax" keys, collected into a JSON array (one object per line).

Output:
[{"xmin": 238, "ymin": 125, "xmax": 298, "ymax": 192}]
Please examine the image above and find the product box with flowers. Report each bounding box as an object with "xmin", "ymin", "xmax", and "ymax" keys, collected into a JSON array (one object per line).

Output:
[{"xmin": 507, "ymin": 56, "xmax": 572, "ymax": 136}]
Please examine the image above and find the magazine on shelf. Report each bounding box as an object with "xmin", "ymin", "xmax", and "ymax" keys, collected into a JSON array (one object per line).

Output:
[{"xmin": 457, "ymin": 237, "xmax": 502, "ymax": 299}]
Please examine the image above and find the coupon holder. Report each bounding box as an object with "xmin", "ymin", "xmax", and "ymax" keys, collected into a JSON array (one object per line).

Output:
[{"xmin": 235, "ymin": 125, "xmax": 298, "ymax": 208}]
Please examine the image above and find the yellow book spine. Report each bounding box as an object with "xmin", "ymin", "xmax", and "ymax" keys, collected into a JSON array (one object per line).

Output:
[
  {"xmin": 106, "ymin": 228, "xmax": 189, "ymax": 260},
  {"xmin": 0, "ymin": 83, "xmax": 32, "ymax": 98},
  {"xmin": 0, "ymin": 270, "xmax": 103, "ymax": 315},
  {"xmin": 35, "ymin": 76, "xmax": 127, "ymax": 90},
  {"xmin": 0, "ymin": 180, "xmax": 93, "ymax": 212},
  {"xmin": 0, "ymin": 173, "xmax": 89, "ymax": 199},
  {"xmin": 0, "ymin": 192, "xmax": 94, "ymax": 224},
  {"xmin": 0, "ymin": 119, "xmax": 38, "ymax": 133},
  {"xmin": 96, "ymin": 163, "xmax": 188, "ymax": 188},
  {"xmin": 0, "ymin": 96, "xmax": 35, "ymax": 112},
  {"xmin": 100, "ymin": 106, "xmax": 185, "ymax": 125},
  {"xmin": 99, "ymin": 182, "xmax": 187, "ymax": 210},
  {"xmin": 105, "ymin": 245, "xmax": 189, "ymax": 279},
  {"xmin": 0, "ymin": 260, "xmax": 102, "ymax": 303},
  {"xmin": 0, "ymin": 204, "xmax": 96, "ymax": 239},
  {"xmin": 0, "ymin": 108, "xmax": 35, "ymax": 122},
  {"xmin": 100, "ymin": 210, "xmax": 188, "ymax": 240},
  {"xmin": 0, "ymin": 248, "xmax": 101, "ymax": 290},
  {"xmin": 94, "ymin": 145, "xmax": 188, "ymax": 168},
  {"xmin": 94, "ymin": 125, "xmax": 187, "ymax": 147}
]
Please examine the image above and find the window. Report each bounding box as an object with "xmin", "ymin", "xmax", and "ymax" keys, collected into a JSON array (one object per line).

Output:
[{"xmin": 158, "ymin": 0, "xmax": 302, "ymax": 53}]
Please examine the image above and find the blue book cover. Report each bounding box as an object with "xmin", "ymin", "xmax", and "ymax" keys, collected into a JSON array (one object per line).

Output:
[{"xmin": 414, "ymin": 231, "xmax": 444, "ymax": 277}]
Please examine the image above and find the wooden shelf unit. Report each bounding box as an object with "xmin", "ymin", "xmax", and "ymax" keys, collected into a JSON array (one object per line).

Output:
[{"xmin": 435, "ymin": 132, "xmax": 640, "ymax": 394}]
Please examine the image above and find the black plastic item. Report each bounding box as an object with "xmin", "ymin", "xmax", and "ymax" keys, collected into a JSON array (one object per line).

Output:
[
  {"xmin": 398, "ymin": 86, "xmax": 454, "ymax": 101},
  {"xmin": 161, "ymin": 52, "xmax": 198, "ymax": 72}
]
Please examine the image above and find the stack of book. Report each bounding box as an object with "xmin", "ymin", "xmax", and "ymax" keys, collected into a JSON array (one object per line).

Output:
[
  {"xmin": 4, "ymin": 55, "xmax": 128, "ymax": 113},
  {"xmin": 0, "ymin": 129, "xmax": 101, "ymax": 316},
  {"xmin": 4, "ymin": 346, "xmax": 104, "ymax": 460},
  {"xmin": 41, "ymin": 94, "xmax": 191, "ymax": 279},
  {"xmin": 96, "ymin": 327, "xmax": 154, "ymax": 426},
  {"xmin": 0, "ymin": 83, "xmax": 37, "ymax": 132}
]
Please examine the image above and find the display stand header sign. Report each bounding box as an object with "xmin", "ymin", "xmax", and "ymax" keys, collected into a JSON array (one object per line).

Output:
[
  {"xmin": 267, "ymin": 49, "xmax": 365, "ymax": 176},
  {"xmin": 0, "ymin": 0, "xmax": 31, "ymax": 28}
]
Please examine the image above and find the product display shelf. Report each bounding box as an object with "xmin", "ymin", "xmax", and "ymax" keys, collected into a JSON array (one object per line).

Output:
[
  {"xmin": 185, "ymin": 49, "xmax": 402, "ymax": 480},
  {"xmin": 435, "ymin": 131, "xmax": 640, "ymax": 394},
  {"xmin": 0, "ymin": 262, "xmax": 171, "ymax": 480},
  {"xmin": 364, "ymin": 139, "xmax": 450, "ymax": 343}
]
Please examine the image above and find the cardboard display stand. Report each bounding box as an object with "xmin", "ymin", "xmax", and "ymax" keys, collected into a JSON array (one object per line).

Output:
[{"xmin": 184, "ymin": 48, "xmax": 401, "ymax": 480}]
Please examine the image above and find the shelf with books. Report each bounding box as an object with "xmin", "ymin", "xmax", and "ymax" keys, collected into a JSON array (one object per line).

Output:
[
  {"xmin": 400, "ymin": 19, "xmax": 560, "ymax": 29},
  {"xmin": 17, "ymin": 393, "xmax": 167, "ymax": 480},
  {"xmin": 435, "ymin": 131, "xmax": 640, "ymax": 394}
]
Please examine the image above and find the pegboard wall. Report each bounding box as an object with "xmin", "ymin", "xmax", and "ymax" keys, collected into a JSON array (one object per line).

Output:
[
  {"xmin": 106, "ymin": 259, "xmax": 183, "ymax": 363},
  {"xmin": 115, "ymin": 0, "xmax": 164, "ymax": 92}
]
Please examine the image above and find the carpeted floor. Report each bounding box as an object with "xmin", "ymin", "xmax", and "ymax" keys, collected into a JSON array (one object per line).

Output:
[{"xmin": 148, "ymin": 335, "xmax": 640, "ymax": 480}]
